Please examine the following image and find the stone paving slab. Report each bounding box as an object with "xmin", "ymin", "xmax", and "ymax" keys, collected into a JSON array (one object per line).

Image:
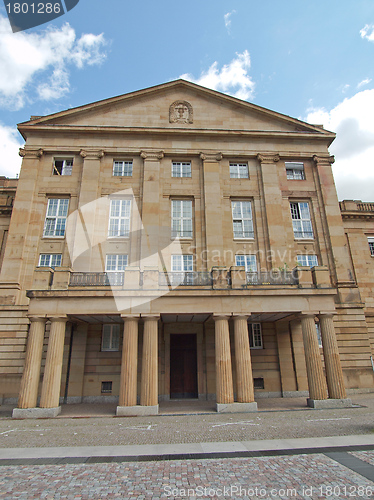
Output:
[{"xmin": 0, "ymin": 453, "xmax": 373, "ymax": 500}]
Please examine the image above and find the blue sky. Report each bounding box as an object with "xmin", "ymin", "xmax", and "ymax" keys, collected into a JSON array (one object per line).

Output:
[{"xmin": 0, "ymin": 0, "xmax": 374, "ymax": 200}]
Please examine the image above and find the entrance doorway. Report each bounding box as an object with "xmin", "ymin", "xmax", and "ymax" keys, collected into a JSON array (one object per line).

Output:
[{"xmin": 170, "ymin": 334, "xmax": 198, "ymax": 399}]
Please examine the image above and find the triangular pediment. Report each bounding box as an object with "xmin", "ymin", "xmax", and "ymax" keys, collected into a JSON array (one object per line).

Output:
[{"xmin": 18, "ymin": 80, "xmax": 333, "ymax": 138}]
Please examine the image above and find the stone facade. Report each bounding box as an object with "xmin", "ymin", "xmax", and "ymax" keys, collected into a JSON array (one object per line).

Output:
[{"xmin": 0, "ymin": 80, "xmax": 372, "ymax": 416}]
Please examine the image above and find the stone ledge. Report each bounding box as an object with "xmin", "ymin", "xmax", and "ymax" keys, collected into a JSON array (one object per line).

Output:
[
  {"xmin": 12, "ymin": 406, "xmax": 61, "ymax": 419},
  {"xmin": 307, "ymin": 398, "xmax": 352, "ymax": 409},
  {"xmin": 116, "ymin": 405, "xmax": 159, "ymax": 416},
  {"xmin": 216, "ymin": 402, "xmax": 258, "ymax": 413}
]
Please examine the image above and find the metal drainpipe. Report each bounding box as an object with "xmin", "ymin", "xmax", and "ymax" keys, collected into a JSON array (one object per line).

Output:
[{"xmin": 64, "ymin": 323, "xmax": 75, "ymax": 404}]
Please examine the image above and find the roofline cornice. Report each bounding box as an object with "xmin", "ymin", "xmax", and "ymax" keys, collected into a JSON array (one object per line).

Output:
[{"xmin": 17, "ymin": 124, "xmax": 336, "ymax": 144}]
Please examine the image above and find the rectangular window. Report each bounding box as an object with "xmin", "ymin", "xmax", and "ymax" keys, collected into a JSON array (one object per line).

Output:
[
  {"xmin": 43, "ymin": 198, "xmax": 69, "ymax": 237},
  {"xmin": 101, "ymin": 381, "xmax": 112, "ymax": 393},
  {"xmin": 172, "ymin": 162, "xmax": 191, "ymax": 178},
  {"xmin": 235, "ymin": 254, "xmax": 257, "ymax": 272},
  {"xmin": 286, "ymin": 162, "xmax": 305, "ymax": 180},
  {"xmin": 297, "ymin": 254, "xmax": 318, "ymax": 267},
  {"xmin": 368, "ymin": 237, "xmax": 374, "ymax": 256},
  {"xmin": 171, "ymin": 254, "xmax": 193, "ymax": 272},
  {"xmin": 105, "ymin": 254, "xmax": 128, "ymax": 272},
  {"xmin": 171, "ymin": 200, "xmax": 193, "ymax": 238},
  {"xmin": 232, "ymin": 201, "xmax": 254, "ymax": 238},
  {"xmin": 38, "ymin": 254, "xmax": 62, "ymax": 268},
  {"xmin": 108, "ymin": 199, "xmax": 131, "ymax": 237},
  {"xmin": 230, "ymin": 163, "xmax": 249, "ymax": 179},
  {"xmin": 53, "ymin": 158, "xmax": 73, "ymax": 176},
  {"xmin": 249, "ymin": 323, "xmax": 263, "ymax": 349},
  {"xmin": 113, "ymin": 160, "xmax": 133, "ymax": 177},
  {"xmin": 290, "ymin": 202, "xmax": 314, "ymax": 239},
  {"xmin": 101, "ymin": 324, "xmax": 120, "ymax": 351}
]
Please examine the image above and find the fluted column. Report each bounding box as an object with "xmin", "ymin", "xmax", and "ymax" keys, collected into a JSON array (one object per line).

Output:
[
  {"xmin": 301, "ymin": 314, "xmax": 328, "ymax": 400},
  {"xmin": 233, "ymin": 315, "xmax": 254, "ymax": 403},
  {"xmin": 214, "ymin": 315, "xmax": 234, "ymax": 404},
  {"xmin": 119, "ymin": 316, "xmax": 139, "ymax": 406},
  {"xmin": 40, "ymin": 317, "xmax": 68, "ymax": 408},
  {"xmin": 140, "ymin": 316, "xmax": 159, "ymax": 407},
  {"xmin": 18, "ymin": 317, "xmax": 46, "ymax": 409},
  {"xmin": 319, "ymin": 314, "xmax": 347, "ymax": 399}
]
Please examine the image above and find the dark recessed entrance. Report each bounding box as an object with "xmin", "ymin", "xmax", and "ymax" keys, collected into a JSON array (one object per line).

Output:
[{"xmin": 170, "ymin": 334, "xmax": 198, "ymax": 399}]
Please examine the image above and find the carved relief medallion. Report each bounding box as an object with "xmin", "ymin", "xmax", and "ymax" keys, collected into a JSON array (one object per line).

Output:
[{"xmin": 169, "ymin": 100, "xmax": 193, "ymax": 124}]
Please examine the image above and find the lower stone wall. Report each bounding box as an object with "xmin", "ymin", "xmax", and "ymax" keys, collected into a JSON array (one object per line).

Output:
[
  {"xmin": 0, "ymin": 306, "xmax": 29, "ymax": 403},
  {"xmin": 335, "ymin": 306, "xmax": 374, "ymax": 390}
]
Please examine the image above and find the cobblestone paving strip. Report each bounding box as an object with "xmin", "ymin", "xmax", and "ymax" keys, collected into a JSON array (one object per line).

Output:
[
  {"xmin": 0, "ymin": 454, "xmax": 373, "ymax": 500},
  {"xmin": 350, "ymin": 450, "xmax": 374, "ymax": 467}
]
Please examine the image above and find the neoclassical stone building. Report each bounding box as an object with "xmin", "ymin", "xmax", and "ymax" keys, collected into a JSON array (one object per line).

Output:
[{"xmin": 0, "ymin": 80, "xmax": 373, "ymax": 417}]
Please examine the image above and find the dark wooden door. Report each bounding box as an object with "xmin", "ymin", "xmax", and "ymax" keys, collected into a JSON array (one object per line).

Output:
[{"xmin": 170, "ymin": 334, "xmax": 198, "ymax": 399}]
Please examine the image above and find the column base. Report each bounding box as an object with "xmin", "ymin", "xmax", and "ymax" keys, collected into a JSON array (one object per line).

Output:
[
  {"xmin": 116, "ymin": 405, "xmax": 159, "ymax": 416},
  {"xmin": 307, "ymin": 398, "xmax": 352, "ymax": 409},
  {"xmin": 12, "ymin": 406, "xmax": 61, "ymax": 419},
  {"xmin": 216, "ymin": 402, "xmax": 258, "ymax": 413}
]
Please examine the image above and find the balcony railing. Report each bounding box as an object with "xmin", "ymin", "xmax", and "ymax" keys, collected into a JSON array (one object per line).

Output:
[
  {"xmin": 245, "ymin": 271, "xmax": 299, "ymax": 286},
  {"xmin": 159, "ymin": 272, "xmax": 213, "ymax": 287},
  {"xmin": 69, "ymin": 272, "xmax": 124, "ymax": 286},
  {"xmin": 67, "ymin": 270, "xmax": 298, "ymax": 288}
]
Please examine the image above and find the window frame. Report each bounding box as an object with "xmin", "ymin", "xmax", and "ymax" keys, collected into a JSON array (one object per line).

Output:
[
  {"xmin": 171, "ymin": 199, "xmax": 193, "ymax": 239},
  {"xmin": 38, "ymin": 253, "xmax": 62, "ymax": 268},
  {"xmin": 113, "ymin": 160, "xmax": 133, "ymax": 177},
  {"xmin": 43, "ymin": 198, "xmax": 69, "ymax": 238},
  {"xmin": 171, "ymin": 254, "xmax": 194, "ymax": 273},
  {"xmin": 249, "ymin": 323, "xmax": 263, "ymax": 349},
  {"xmin": 290, "ymin": 201, "xmax": 314, "ymax": 239},
  {"xmin": 101, "ymin": 324, "xmax": 120, "ymax": 352},
  {"xmin": 235, "ymin": 254, "xmax": 257, "ymax": 272},
  {"xmin": 285, "ymin": 162, "xmax": 305, "ymax": 180},
  {"xmin": 368, "ymin": 237, "xmax": 374, "ymax": 257},
  {"xmin": 315, "ymin": 322, "xmax": 322, "ymax": 347},
  {"xmin": 172, "ymin": 161, "xmax": 192, "ymax": 178},
  {"xmin": 53, "ymin": 158, "xmax": 73, "ymax": 176},
  {"xmin": 105, "ymin": 254, "xmax": 128, "ymax": 272},
  {"xmin": 108, "ymin": 199, "xmax": 132, "ymax": 238},
  {"xmin": 229, "ymin": 162, "xmax": 249, "ymax": 179},
  {"xmin": 232, "ymin": 200, "xmax": 254, "ymax": 239},
  {"xmin": 296, "ymin": 254, "xmax": 319, "ymax": 267}
]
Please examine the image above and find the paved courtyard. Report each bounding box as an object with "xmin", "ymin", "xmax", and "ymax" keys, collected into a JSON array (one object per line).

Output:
[{"xmin": 0, "ymin": 393, "xmax": 373, "ymax": 499}]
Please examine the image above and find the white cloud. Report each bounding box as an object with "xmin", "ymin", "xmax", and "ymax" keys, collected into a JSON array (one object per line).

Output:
[
  {"xmin": 357, "ymin": 78, "xmax": 371, "ymax": 89},
  {"xmin": 0, "ymin": 124, "xmax": 22, "ymax": 177},
  {"xmin": 224, "ymin": 10, "xmax": 236, "ymax": 33},
  {"xmin": 180, "ymin": 50, "xmax": 255, "ymax": 101},
  {"xmin": 360, "ymin": 24, "xmax": 374, "ymax": 42},
  {"xmin": 306, "ymin": 89, "xmax": 374, "ymax": 201},
  {"xmin": 0, "ymin": 16, "xmax": 107, "ymax": 109}
]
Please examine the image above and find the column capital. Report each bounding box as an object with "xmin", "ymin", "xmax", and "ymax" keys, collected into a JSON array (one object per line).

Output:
[
  {"xmin": 27, "ymin": 315, "xmax": 47, "ymax": 322},
  {"xmin": 232, "ymin": 314, "xmax": 251, "ymax": 322},
  {"xmin": 80, "ymin": 149, "xmax": 105, "ymax": 159},
  {"xmin": 318, "ymin": 312, "xmax": 336, "ymax": 319},
  {"xmin": 200, "ymin": 152, "xmax": 223, "ymax": 162},
  {"xmin": 313, "ymin": 155, "xmax": 335, "ymax": 166},
  {"xmin": 121, "ymin": 314, "xmax": 140, "ymax": 321},
  {"xmin": 48, "ymin": 315, "xmax": 68, "ymax": 323},
  {"xmin": 141, "ymin": 314, "xmax": 160, "ymax": 322},
  {"xmin": 257, "ymin": 153, "xmax": 280, "ymax": 164},
  {"xmin": 212, "ymin": 314, "xmax": 230, "ymax": 322},
  {"xmin": 140, "ymin": 150, "xmax": 164, "ymax": 161},
  {"xmin": 19, "ymin": 148, "xmax": 44, "ymax": 159},
  {"xmin": 300, "ymin": 312, "xmax": 318, "ymax": 320}
]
